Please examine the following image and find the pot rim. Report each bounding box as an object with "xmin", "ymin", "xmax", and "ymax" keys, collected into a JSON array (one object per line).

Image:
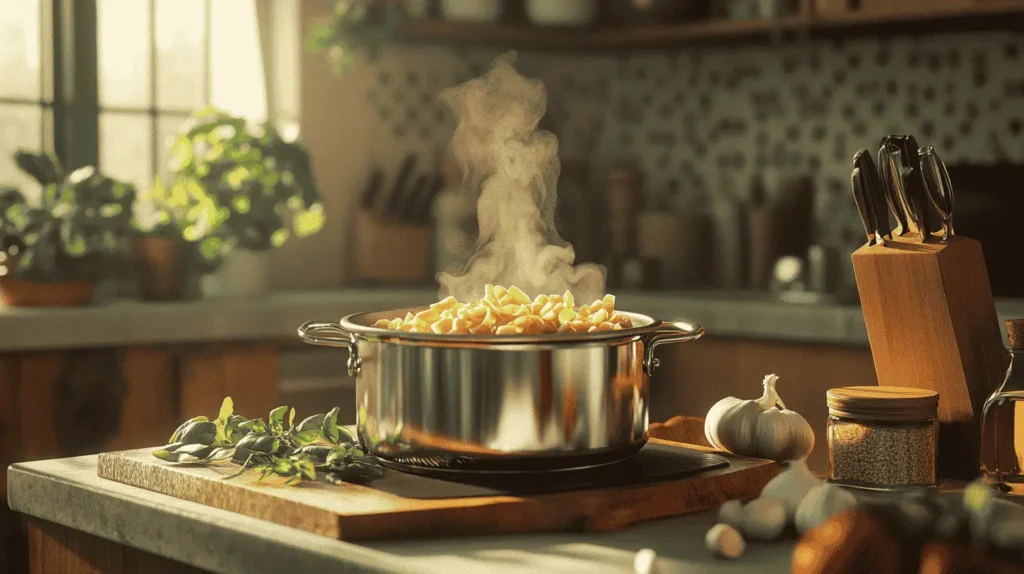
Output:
[
  {"xmin": 299, "ymin": 307, "xmax": 704, "ymax": 375},
  {"xmin": 340, "ymin": 306, "xmax": 683, "ymax": 345}
]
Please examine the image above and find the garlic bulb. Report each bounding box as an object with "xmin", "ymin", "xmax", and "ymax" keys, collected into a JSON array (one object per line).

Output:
[
  {"xmin": 704, "ymin": 374, "xmax": 814, "ymax": 461},
  {"xmin": 795, "ymin": 483, "xmax": 858, "ymax": 533},
  {"xmin": 760, "ymin": 458, "xmax": 824, "ymax": 520},
  {"xmin": 717, "ymin": 499, "xmax": 745, "ymax": 529},
  {"xmin": 705, "ymin": 523, "xmax": 745, "ymax": 559},
  {"xmin": 741, "ymin": 497, "xmax": 788, "ymax": 541},
  {"xmin": 633, "ymin": 548, "xmax": 658, "ymax": 574}
]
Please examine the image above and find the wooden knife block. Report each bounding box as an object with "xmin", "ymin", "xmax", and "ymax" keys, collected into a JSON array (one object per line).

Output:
[
  {"xmin": 354, "ymin": 210, "xmax": 431, "ymax": 284},
  {"xmin": 852, "ymin": 235, "xmax": 1009, "ymax": 480}
]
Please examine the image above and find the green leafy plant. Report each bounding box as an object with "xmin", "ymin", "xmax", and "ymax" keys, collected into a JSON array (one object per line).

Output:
[
  {"xmin": 131, "ymin": 175, "xmax": 209, "ymax": 242},
  {"xmin": 0, "ymin": 150, "xmax": 136, "ymax": 282},
  {"xmin": 153, "ymin": 397, "xmax": 382, "ymax": 486},
  {"xmin": 307, "ymin": 0, "xmax": 409, "ymax": 76},
  {"xmin": 168, "ymin": 107, "xmax": 326, "ymax": 265}
]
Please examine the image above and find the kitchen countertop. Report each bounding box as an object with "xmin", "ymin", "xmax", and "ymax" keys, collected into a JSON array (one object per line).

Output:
[
  {"xmin": 1, "ymin": 287, "xmax": 1023, "ymax": 352},
  {"xmin": 6, "ymin": 455, "xmax": 793, "ymax": 573}
]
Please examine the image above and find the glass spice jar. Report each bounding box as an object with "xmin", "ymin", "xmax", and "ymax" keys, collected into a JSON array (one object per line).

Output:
[{"xmin": 826, "ymin": 386, "xmax": 939, "ymax": 490}]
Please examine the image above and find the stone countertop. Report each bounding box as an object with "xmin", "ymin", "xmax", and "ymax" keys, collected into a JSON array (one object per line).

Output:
[
  {"xmin": 6, "ymin": 456, "xmax": 793, "ymax": 574},
  {"xmin": 1, "ymin": 287, "xmax": 1023, "ymax": 352}
]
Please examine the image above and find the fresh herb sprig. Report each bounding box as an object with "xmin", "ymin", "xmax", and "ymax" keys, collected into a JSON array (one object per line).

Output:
[{"xmin": 152, "ymin": 397, "xmax": 383, "ymax": 486}]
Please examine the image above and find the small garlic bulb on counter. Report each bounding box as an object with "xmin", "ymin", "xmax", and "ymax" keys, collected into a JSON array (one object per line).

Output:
[
  {"xmin": 795, "ymin": 483, "xmax": 859, "ymax": 533},
  {"xmin": 704, "ymin": 374, "xmax": 815, "ymax": 461},
  {"xmin": 633, "ymin": 548, "xmax": 658, "ymax": 574},
  {"xmin": 760, "ymin": 458, "xmax": 825, "ymax": 520},
  {"xmin": 705, "ymin": 523, "xmax": 745, "ymax": 559}
]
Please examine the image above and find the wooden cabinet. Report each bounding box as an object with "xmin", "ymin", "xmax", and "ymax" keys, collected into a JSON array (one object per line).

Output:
[{"xmin": 0, "ymin": 343, "xmax": 279, "ymax": 572}]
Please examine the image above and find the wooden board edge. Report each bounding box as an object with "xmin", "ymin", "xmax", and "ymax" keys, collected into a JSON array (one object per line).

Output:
[{"xmin": 97, "ymin": 452, "xmax": 343, "ymax": 539}]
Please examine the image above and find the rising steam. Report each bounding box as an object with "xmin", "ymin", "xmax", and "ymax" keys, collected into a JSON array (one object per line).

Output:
[{"xmin": 437, "ymin": 52, "xmax": 605, "ymax": 302}]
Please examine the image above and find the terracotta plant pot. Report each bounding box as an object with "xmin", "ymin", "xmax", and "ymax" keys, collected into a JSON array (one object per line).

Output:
[
  {"xmin": 133, "ymin": 236, "xmax": 188, "ymax": 301},
  {"xmin": 0, "ymin": 276, "xmax": 94, "ymax": 307}
]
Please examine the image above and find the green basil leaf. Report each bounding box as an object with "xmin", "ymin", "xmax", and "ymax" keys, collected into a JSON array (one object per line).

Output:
[
  {"xmin": 179, "ymin": 421, "xmax": 217, "ymax": 446},
  {"xmin": 269, "ymin": 405, "xmax": 288, "ymax": 426},
  {"xmin": 321, "ymin": 407, "xmax": 340, "ymax": 444}
]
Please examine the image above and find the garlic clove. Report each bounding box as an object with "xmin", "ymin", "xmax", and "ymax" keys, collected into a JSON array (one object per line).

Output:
[
  {"xmin": 704, "ymin": 396, "xmax": 742, "ymax": 450},
  {"xmin": 752, "ymin": 408, "xmax": 791, "ymax": 460},
  {"xmin": 633, "ymin": 548, "xmax": 658, "ymax": 574},
  {"xmin": 795, "ymin": 483, "xmax": 859, "ymax": 533},
  {"xmin": 715, "ymin": 401, "xmax": 761, "ymax": 454},
  {"xmin": 706, "ymin": 523, "xmax": 745, "ymax": 560},
  {"xmin": 760, "ymin": 458, "xmax": 824, "ymax": 521},
  {"xmin": 717, "ymin": 499, "xmax": 745, "ymax": 529},
  {"xmin": 741, "ymin": 497, "xmax": 788, "ymax": 541},
  {"xmin": 777, "ymin": 408, "xmax": 815, "ymax": 460}
]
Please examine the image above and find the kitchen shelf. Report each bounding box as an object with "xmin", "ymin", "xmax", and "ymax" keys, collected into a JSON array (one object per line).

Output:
[{"xmin": 397, "ymin": 4, "xmax": 1024, "ymax": 52}]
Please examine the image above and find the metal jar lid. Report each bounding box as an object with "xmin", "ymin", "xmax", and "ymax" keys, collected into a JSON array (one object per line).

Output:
[{"xmin": 827, "ymin": 386, "xmax": 939, "ymax": 422}]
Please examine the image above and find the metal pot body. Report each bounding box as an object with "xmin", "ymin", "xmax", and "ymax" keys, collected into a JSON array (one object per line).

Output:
[{"xmin": 299, "ymin": 309, "xmax": 703, "ymax": 473}]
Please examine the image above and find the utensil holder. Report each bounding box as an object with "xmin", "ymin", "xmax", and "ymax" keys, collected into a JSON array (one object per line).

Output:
[
  {"xmin": 355, "ymin": 210, "xmax": 431, "ymax": 284},
  {"xmin": 851, "ymin": 234, "xmax": 1009, "ymax": 480}
]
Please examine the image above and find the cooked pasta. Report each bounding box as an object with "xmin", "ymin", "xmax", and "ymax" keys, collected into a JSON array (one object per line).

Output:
[{"xmin": 372, "ymin": 285, "xmax": 631, "ymax": 335}]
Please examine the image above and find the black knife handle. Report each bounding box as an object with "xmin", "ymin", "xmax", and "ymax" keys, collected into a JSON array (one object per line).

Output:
[
  {"xmin": 851, "ymin": 167, "xmax": 877, "ymax": 245},
  {"xmin": 853, "ymin": 149, "xmax": 893, "ymax": 240},
  {"xmin": 877, "ymin": 140, "xmax": 911, "ymax": 236},
  {"xmin": 919, "ymin": 146, "xmax": 955, "ymax": 240},
  {"xmin": 897, "ymin": 136, "xmax": 937, "ymax": 239}
]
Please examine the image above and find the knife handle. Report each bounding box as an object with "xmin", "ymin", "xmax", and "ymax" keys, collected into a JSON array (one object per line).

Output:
[
  {"xmin": 920, "ymin": 146, "xmax": 955, "ymax": 241},
  {"xmin": 851, "ymin": 168, "xmax": 878, "ymax": 246},
  {"xmin": 878, "ymin": 143, "xmax": 911, "ymax": 236}
]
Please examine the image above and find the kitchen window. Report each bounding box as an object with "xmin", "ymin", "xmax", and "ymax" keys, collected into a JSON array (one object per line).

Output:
[{"xmin": 0, "ymin": 0, "xmax": 277, "ymax": 195}]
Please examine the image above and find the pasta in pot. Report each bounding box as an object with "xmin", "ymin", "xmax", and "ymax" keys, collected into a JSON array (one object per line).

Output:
[{"xmin": 372, "ymin": 284, "xmax": 632, "ymax": 335}]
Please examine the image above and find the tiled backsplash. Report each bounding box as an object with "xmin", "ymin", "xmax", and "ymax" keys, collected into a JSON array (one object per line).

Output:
[{"xmin": 360, "ymin": 30, "xmax": 1024, "ymax": 281}]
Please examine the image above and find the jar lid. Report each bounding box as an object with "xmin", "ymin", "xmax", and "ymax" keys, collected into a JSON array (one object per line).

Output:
[
  {"xmin": 827, "ymin": 386, "xmax": 939, "ymax": 421},
  {"xmin": 1007, "ymin": 319, "xmax": 1024, "ymax": 349}
]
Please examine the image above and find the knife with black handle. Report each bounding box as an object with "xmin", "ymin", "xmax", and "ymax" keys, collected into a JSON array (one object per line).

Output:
[
  {"xmin": 395, "ymin": 174, "xmax": 428, "ymax": 224},
  {"xmin": 359, "ymin": 169, "xmax": 384, "ymax": 212},
  {"xmin": 877, "ymin": 137, "xmax": 912, "ymax": 237},
  {"xmin": 919, "ymin": 145, "xmax": 955, "ymax": 241},
  {"xmin": 853, "ymin": 148, "xmax": 893, "ymax": 242},
  {"xmin": 851, "ymin": 167, "xmax": 879, "ymax": 246},
  {"xmin": 896, "ymin": 135, "xmax": 940, "ymax": 241},
  {"xmin": 377, "ymin": 154, "xmax": 417, "ymax": 220}
]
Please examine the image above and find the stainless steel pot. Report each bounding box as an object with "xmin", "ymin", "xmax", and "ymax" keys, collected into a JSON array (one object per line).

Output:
[{"xmin": 298, "ymin": 307, "xmax": 703, "ymax": 474}]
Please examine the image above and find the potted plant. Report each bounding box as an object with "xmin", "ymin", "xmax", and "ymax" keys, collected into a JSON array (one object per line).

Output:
[
  {"xmin": 0, "ymin": 150, "xmax": 136, "ymax": 306},
  {"xmin": 307, "ymin": 0, "xmax": 409, "ymax": 76},
  {"xmin": 169, "ymin": 107, "xmax": 325, "ymax": 297},
  {"xmin": 130, "ymin": 176, "xmax": 210, "ymax": 301}
]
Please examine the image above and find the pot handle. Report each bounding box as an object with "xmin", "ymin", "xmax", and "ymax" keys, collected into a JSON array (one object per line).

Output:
[
  {"xmin": 297, "ymin": 321, "xmax": 361, "ymax": 376},
  {"xmin": 644, "ymin": 321, "xmax": 705, "ymax": 375}
]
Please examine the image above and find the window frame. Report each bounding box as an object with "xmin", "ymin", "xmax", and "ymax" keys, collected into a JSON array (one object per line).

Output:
[{"xmin": 5, "ymin": 0, "xmax": 215, "ymax": 183}]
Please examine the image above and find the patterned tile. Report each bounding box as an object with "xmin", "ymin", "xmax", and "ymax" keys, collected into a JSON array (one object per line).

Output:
[{"xmin": 359, "ymin": 31, "xmax": 1024, "ymax": 289}]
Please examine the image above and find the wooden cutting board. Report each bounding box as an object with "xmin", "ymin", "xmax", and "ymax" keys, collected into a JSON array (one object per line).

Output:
[{"xmin": 96, "ymin": 437, "xmax": 777, "ymax": 542}]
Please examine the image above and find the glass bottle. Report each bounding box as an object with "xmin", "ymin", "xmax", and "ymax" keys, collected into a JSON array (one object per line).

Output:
[{"xmin": 979, "ymin": 319, "xmax": 1024, "ymax": 495}]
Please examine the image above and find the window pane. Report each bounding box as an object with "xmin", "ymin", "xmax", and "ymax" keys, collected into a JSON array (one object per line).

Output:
[
  {"xmin": 155, "ymin": 114, "xmax": 187, "ymax": 180},
  {"xmin": 156, "ymin": 0, "xmax": 207, "ymax": 110},
  {"xmin": 0, "ymin": 104, "xmax": 43, "ymax": 200},
  {"xmin": 98, "ymin": 0, "xmax": 152, "ymax": 108},
  {"xmin": 0, "ymin": 0, "xmax": 42, "ymax": 99},
  {"xmin": 99, "ymin": 112, "xmax": 153, "ymax": 190},
  {"xmin": 210, "ymin": 0, "xmax": 266, "ymax": 120}
]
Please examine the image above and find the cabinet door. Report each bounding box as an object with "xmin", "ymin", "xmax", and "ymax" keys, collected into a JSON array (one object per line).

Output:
[{"xmin": 179, "ymin": 344, "xmax": 279, "ymax": 421}]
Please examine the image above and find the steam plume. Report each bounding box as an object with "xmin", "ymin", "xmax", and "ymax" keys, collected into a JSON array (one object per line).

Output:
[{"xmin": 437, "ymin": 52, "xmax": 605, "ymax": 302}]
